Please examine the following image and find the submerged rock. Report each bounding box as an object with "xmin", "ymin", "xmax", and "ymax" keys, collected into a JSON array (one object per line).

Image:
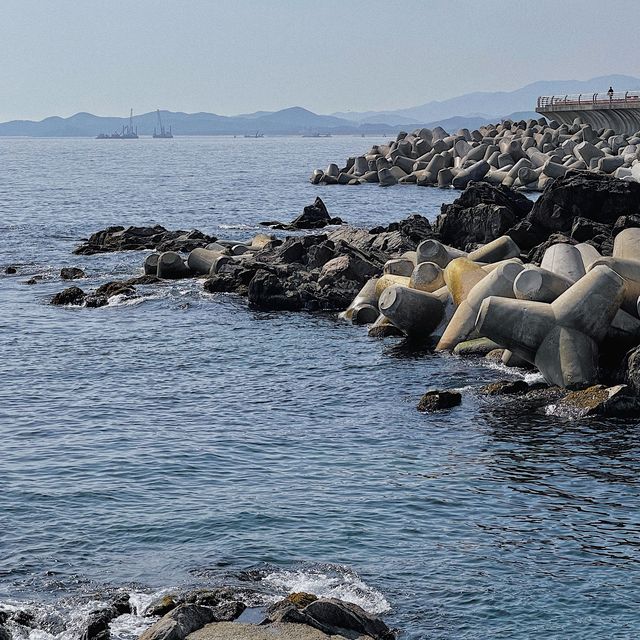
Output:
[
  {"xmin": 417, "ymin": 390, "xmax": 462, "ymax": 412},
  {"xmin": 60, "ymin": 267, "xmax": 86, "ymax": 280},
  {"xmin": 5, "ymin": 266, "xmax": 17, "ymax": 274},
  {"xmin": 480, "ymin": 379, "xmax": 529, "ymax": 395},
  {"xmin": 554, "ymin": 384, "xmax": 639, "ymax": 418},
  {"xmin": 51, "ymin": 286, "xmax": 86, "ymax": 306}
]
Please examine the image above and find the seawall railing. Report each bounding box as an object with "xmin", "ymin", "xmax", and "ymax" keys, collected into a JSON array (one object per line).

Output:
[{"xmin": 537, "ymin": 91, "xmax": 640, "ymax": 109}]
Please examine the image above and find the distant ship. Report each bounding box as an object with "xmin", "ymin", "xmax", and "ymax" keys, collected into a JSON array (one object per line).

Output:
[
  {"xmin": 244, "ymin": 131, "xmax": 264, "ymax": 138},
  {"xmin": 96, "ymin": 109, "xmax": 139, "ymax": 139},
  {"xmin": 153, "ymin": 109, "xmax": 173, "ymax": 138},
  {"xmin": 302, "ymin": 133, "xmax": 332, "ymax": 138}
]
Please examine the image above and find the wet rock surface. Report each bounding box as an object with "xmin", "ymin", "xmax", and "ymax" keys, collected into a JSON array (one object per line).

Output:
[
  {"xmin": 417, "ymin": 390, "xmax": 462, "ymax": 412},
  {"xmin": 74, "ymin": 226, "xmax": 216, "ymax": 255},
  {"xmin": 60, "ymin": 267, "xmax": 86, "ymax": 280}
]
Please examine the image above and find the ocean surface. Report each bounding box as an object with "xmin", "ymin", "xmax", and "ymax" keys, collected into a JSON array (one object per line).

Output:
[{"xmin": 1, "ymin": 136, "xmax": 640, "ymax": 640}]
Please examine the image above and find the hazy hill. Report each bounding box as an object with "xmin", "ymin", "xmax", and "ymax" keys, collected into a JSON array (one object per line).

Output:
[{"xmin": 333, "ymin": 74, "xmax": 640, "ymax": 124}]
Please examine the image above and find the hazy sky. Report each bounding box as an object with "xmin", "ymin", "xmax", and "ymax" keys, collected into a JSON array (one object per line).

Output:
[{"xmin": 2, "ymin": 0, "xmax": 640, "ymax": 121}]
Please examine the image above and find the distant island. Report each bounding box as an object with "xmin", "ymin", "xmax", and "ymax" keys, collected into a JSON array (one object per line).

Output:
[{"xmin": 1, "ymin": 74, "xmax": 637, "ymax": 137}]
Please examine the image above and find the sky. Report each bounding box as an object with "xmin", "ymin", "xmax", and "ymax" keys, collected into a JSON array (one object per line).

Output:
[{"xmin": 1, "ymin": 0, "xmax": 640, "ymax": 122}]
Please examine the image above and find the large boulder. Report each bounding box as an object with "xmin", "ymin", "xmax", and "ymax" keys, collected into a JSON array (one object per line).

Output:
[
  {"xmin": 51, "ymin": 286, "xmax": 86, "ymax": 306},
  {"xmin": 140, "ymin": 603, "xmax": 244, "ymax": 640},
  {"xmin": 514, "ymin": 172, "xmax": 640, "ymax": 250},
  {"xmin": 435, "ymin": 182, "xmax": 532, "ymax": 250},
  {"xmin": 267, "ymin": 596, "xmax": 394, "ymax": 640}
]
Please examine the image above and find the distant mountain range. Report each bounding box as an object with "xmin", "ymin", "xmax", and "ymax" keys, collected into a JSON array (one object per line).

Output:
[{"xmin": 1, "ymin": 74, "xmax": 638, "ymax": 137}]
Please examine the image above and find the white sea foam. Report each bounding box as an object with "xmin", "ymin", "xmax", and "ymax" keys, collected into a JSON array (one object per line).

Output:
[{"xmin": 262, "ymin": 565, "xmax": 390, "ymax": 614}]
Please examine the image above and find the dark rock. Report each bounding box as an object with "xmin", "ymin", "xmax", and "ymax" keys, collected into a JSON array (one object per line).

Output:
[
  {"xmin": 613, "ymin": 214, "xmax": 640, "ymax": 236},
  {"xmin": 74, "ymin": 226, "xmax": 215, "ymax": 255},
  {"xmin": 417, "ymin": 390, "xmax": 462, "ymax": 412},
  {"xmin": 526, "ymin": 233, "xmax": 576, "ymax": 265},
  {"xmin": 111, "ymin": 594, "xmax": 132, "ymax": 617},
  {"xmin": 480, "ymin": 380, "xmax": 529, "ymax": 395},
  {"xmin": 5, "ymin": 266, "xmax": 17, "ymax": 274},
  {"xmin": 485, "ymin": 348, "xmax": 506, "ymax": 362},
  {"xmin": 570, "ymin": 217, "xmax": 611, "ymax": 243},
  {"xmin": 621, "ymin": 345, "xmax": 640, "ymax": 395},
  {"xmin": 51, "ymin": 286, "xmax": 86, "ymax": 306},
  {"xmin": 517, "ymin": 172, "xmax": 640, "ymax": 250},
  {"xmin": 139, "ymin": 604, "xmax": 223, "ymax": 640},
  {"xmin": 25, "ymin": 278, "xmax": 38, "ymax": 285},
  {"xmin": 267, "ymin": 596, "xmax": 394, "ymax": 640},
  {"xmin": 203, "ymin": 274, "xmax": 246, "ymax": 295},
  {"xmin": 144, "ymin": 595, "xmax": 180, "ymax": 618},
  {"xmin": 81, "ymin": 595, "xmax": 131, "ymax": 640},
  {"xmin": 247, "ymin": 270, "xmax": 301, "ymax": 311},
  {"xmin": 0, "ymin": 613, "xmax": 7, "ymax": 626},
  {"xmin": 554, "ymin": 384, "xmax": 639, "ymax": 418},
  {"xmin": 435, "ymin": 182, "xmax": 531, "ymax": 249},
  {"xmin": 11, "ymin": 611, "xmax": 35, "ymax": 628},
  {"xmin": 0, "ymin": 627, "xmax": 10, "ymax": 640},
  {"xmin": 260, "ymin": 198, "xmax": 342, "ymax": 230},
  {"xmin": 60, "ymin": 267, "xmax": 86, "ymax": 280},
  {"xmin": 94, "ymin": 281, "xmax": 136, "ymax": 299}
]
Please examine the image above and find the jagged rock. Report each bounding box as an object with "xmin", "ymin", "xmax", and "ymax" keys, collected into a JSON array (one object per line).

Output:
[
  {"xmin": 260, "ymin": 198, "xmax": 342, "ymax": 230},
  {"xmin": 329, "ymin": 215, "xmax": 433, "ymax": 257},
  {"xmin": 60, "ymin": 267, "xmax": 86, "ymax": 280},
  {"xmin": 51, "ymin": 286, "xmax": 86, "ymax": 306},
  {"xmin": 516, "ymin": 172, "xmax": 640, "ymax": 250},
  {"xmin": 417, "ymin": 390, "xmax": 462, "ymax": 412},
  {"xmin": 140, "ymin": 603, "xmax": 243, "ymax": 640},
  {"xmin": 74, "ymin": 226, "xmax": 215, "ymax": 255},
  {"xmin": 570, "ymin": 217, "xmax": 611, "ymax": 243},
  {"xmin": 435, "ymin": 183, "xmax": 531, "ymax": 249},
  {"xmin": 526, "ymin": 233, "xmax": 577, "ymax": 265},
  {"xmin": 145, "ymin": 595, "xmax": 180, "ymax": 618},
  {"xmin": 480, "ymin": 380, "xmax": 529, "ymax": 395},
  {"xmin": 554, "ymin": 384, "xmax": 639, "ymax": 418},
  {"xmin": 81, "ymin": 594, "xmax": 131, "ymax": 640},
  {"xmin": 267, "ymin": 597, "xmax": 393, "ymax": 640}
]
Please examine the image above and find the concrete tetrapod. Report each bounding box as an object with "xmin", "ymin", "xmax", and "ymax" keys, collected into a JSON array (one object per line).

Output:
[
  {"xmin": 383, "ymin": 258, "xmax": 415, "ymax": 277},
  {"xmin": 443, "ymin": 258, "xmax": 487, "ymax": 306},
  {"xmin": 340, "ymin": 277, "xmax": 379, "ymax": 323},
  {"xmin": 540, "ymin": 243, "xmax": 585, "ymax": 282},
  {"xmin": 436, "ymin": 261, "xmax": 524, "ymax": 351},
  {"xmin": 187, "ymin": 248, "xmax": 227, "ymax": 275},
  {"xmin": 613, "ymin": 228, "xmax": 640, "ymax": 261},
  {"xmin": 515, "ymin": 264, "xmax": 640, "ymax": 342},
  {"xmin": 574, "ymin": 242, "xmax": 601, "ymax": 271},
  {"xmin": 416, "ymin": 239, "xmax": 467, "ymax": 268},
  {"xmin": 157, "ymin": 252, "xmax": 192, "ymax": 279},
  {"xmin": 588, "ymin": 257, "xmax": 640, "ymax": 316},
  {"xmin": 410, "ymin": 261, "xmax": 445, "ymax": 292},
  {"xmin": 378, "ymin": 285, "xmax": 444, "ymax": 339},
  {"xmin": 375, "ymin": 274, "xmax": 410, "ymax": 298},
  {"xmin": 475, "ymin": 265, "xmax": 625, "ymax": 388},
  {"xmin": 467, "ymin": 236, "xmax": 521, "ymax": 263},
  {"xmin": 144, "ymin": 253, "xmax": 159, "ymax": 275}
]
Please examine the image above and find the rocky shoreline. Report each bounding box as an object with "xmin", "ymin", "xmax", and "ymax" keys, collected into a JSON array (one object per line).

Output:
[
  {"xmin": 309, "ymin": 118, "xmax": 640, "ymax": 192},
  {"xmin": 0, "ymin": 588, "xmax": 395, "ymax": 640},
  {"xmin": 38, "ymin": 170, "xmax": 640, "ymax": 416}
]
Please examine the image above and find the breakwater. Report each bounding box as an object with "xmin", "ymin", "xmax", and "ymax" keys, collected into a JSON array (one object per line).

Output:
[{"xmin": 311, "ymin": 118, "xmax": 640, "ymax": 191}]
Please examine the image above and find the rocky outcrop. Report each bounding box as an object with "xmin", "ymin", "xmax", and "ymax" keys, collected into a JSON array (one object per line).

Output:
[
  {"xmin": 82, "ymin": 595, "xmax": 131, "ymax": 640},
  {"xmin": 509, "ymin": 172, "xmax": 640, "ymax": 251},
  {"xmin": 51, "ymin": 286, "xmax": 87, "ymax": 306},
  {"xmin": 51, "ymin": 276, "xmax": 159, "ymax": 307},
  {"xmin": 74, "ymin": 226, "xmax": 216, "ymax": 255},
  {"xmin": 435, "ymin": 182, "xmax": 532, "ymax": 250},
  {"xmin": 261, "ymin": 198, "xmax": 343, "ymax": 230},
  {"xmin": 266, "ymin": 595, "xmax": 394, "ymax": 640},
  {"xmin": 140, "ymin": 603, "xmax": 245, "ymax": 640}
]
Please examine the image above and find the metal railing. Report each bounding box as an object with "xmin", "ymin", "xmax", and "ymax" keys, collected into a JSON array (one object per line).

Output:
[{"xmin": 537, "ymin": 91, "xmax": 640, "ymax": 109}]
